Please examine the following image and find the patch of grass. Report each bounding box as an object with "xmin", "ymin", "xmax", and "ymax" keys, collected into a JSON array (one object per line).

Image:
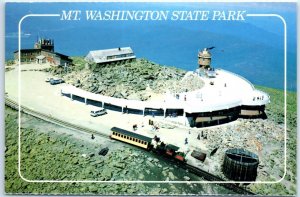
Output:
[{"xmin": 70, "ymin": 56, "xmax": 87, "ymax": 71}]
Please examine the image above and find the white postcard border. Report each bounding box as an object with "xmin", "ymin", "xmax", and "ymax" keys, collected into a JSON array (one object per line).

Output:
[{"xmin": 17, "ymin": 12, "xmax": 287, "ymax": 184}]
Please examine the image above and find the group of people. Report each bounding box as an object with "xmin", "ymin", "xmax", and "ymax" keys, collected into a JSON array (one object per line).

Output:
[
  {"xmin": 184, "ymin": 130, "xmax": 208, "ymax": 145},
  {"xmin": 253, "ymin": 95, "xmax": 265, "ymax": 101}
]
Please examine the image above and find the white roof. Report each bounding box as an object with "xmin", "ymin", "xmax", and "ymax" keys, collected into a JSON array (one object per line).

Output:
[
  {"xmin": 85, "ymin": 47, "xmax": 135, "ymax": 63},
  {"xmin": 60, "ymin": 69, "xmax": 270, "ymax": 114}
]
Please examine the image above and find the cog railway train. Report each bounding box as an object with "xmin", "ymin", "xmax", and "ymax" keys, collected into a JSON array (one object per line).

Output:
[
  {"xmin": 110, "ymin": 127, "xmax": 186, "ymax": 162},
  {"xmin": 110, "ymin": 126, "xmax": 260, "ymax": 184}
]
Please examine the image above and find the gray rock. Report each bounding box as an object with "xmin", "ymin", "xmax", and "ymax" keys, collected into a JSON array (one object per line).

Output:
[
  {"xmin": 138, "ymin": 174, "xmax": 145, "ymax": 179},
  {"xmin": 114, "ymin": 162, "xmax": 126, "ymax": 169},
  {"xmin": 183, "ymin": 176, "xmax": 191, "ymax": 181},
  {"xmin": 162, "ymin": 171, "xmax": 167, "ymax": 176},
  {"xmin": 168, "ymin": 172, "xmax": 175, "ymax": 180},
  {"xmin": 147, "ymin": 157, "xmax": 154, "ymax": 162},
  {"xmin": 127, "ymin": 93, "xmax": 141, "ymax": 100},
  {"xmin": 88, "ymin": 86, "xmax": 97, "ymax": 93},
  {"xmin": 102, "ymin": 168, "xmax": 113, "ymax": 180},
  {"xmin": 146, "ymin": 161, "xmax": 155, "ymax": 167}
]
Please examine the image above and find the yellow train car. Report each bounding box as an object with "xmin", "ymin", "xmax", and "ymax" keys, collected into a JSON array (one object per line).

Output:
[{"xmin": 110, "ymin": 127, "xmax": 152, "ymax": 150}]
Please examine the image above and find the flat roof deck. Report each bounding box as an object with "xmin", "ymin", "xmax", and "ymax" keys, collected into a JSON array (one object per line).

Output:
[{"xmin": 61, "ymin": 69, "xmax": 269, "ymax": 114}]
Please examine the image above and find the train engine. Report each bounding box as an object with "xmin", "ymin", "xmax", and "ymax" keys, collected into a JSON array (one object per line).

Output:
[{"xmin": 151, "ymin": 135, "xmax": 186, "ymax": 162}]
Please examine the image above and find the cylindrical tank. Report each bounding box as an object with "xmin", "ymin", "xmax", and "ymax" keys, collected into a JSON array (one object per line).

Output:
[
  {"xmin": 222, "ymin": 148, "xmax": 259, "ymax": 181},
  {"xmin": 198, "ymin": 48, "xmax": 211, "ymax": 68}
]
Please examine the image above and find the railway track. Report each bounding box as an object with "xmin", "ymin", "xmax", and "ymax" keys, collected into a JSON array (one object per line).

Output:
[
  {"xmin": 5, "ymin": 97, "xmax": 254, "ymax": 195},
  {"xmin": 153, "ymin": 153, "xmax": 255, "ymax": 195},
  {"xmin": 5, "ymin": 97, "xmax": 108, "ymax": 139},
  {"xmin": 184, "ymin": 164, "xmax": 255, "ymax": 195}
]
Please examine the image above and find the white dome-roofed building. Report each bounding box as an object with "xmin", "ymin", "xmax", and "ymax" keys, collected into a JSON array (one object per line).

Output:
[{"xmin": 61, "ymin": 47, "xmax": 270, "ymax": 128}]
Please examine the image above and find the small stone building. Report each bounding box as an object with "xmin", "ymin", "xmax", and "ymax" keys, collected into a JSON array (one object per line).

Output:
[
  {"xmin": 14, "ymin": 38, "xmax": 72, "ymax": 66},
  {"xmin": 85, "ymin": 47, "xmax": 136, "ymax": 64}
]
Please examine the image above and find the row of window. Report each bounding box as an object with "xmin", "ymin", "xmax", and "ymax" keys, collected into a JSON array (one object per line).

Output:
[
  {"xmin": 112, "ymin": 132, "xmax": 147, "ymax": 145},
  {"xmin": 20, "ymin": 58, "xmax": 34, "ymax": 62},
  {"xmin": 21, "ymin": 52, "xmax": 40, "ymax": 56},
  {"xmin": 107, "ymin": 53, "xmax": 134, "ymax": 60}
]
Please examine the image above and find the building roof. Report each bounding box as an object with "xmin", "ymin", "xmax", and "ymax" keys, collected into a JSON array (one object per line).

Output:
[
  {"xmin": 198, "ymin": 48, "xmax": 211, "ymax": 58},
  {"xmin": 54, "ymin": 52, "xmax": 69, "ymax": 59},
  {"xmin": 14, "ymin": 49, "xmax": 41, "ymax": 53},
  {"xmin": 85, "ymin": 47, "xmax": 135, "ymax": 64},
  {"xmin": 14, "ymin": 49, "xmax": 70, "ymax": 60}
]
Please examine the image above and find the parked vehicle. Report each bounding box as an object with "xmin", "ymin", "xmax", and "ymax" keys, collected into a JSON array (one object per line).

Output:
[
  {"xmin": 45, "ymin": 77, "xmax": 54, "ymax": 82},
  {"xmin": 90, "ymin": 107, "xmax": 107, "ymax": 117},
  {"xmin": 50, "ymin": 78, "xmax": 65, "ymax": 85}
]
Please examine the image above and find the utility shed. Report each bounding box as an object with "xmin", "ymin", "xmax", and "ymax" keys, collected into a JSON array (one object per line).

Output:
[{"xmin": 85, "ymin": 47, "xmax": 136, "ymax": 64}]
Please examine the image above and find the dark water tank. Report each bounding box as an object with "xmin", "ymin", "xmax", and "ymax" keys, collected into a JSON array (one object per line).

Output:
[{"xmin": 222, "ymin": 148, "xmax": 259, "ymax": 181}]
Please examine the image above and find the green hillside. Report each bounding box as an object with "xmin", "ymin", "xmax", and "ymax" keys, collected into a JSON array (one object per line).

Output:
[{"xmin": 249, "ymin": 86, "xmax": 297, "ymax": 195}]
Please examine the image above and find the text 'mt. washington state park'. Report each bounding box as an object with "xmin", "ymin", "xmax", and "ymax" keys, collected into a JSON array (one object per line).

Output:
[{"xmin": 60, "ymin": 10, "xmax": 247, "ymax": 21}]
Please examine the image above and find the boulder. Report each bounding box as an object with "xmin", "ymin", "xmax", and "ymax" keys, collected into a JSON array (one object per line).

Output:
[
  {"xmin": 138, "ymin": 174, "xmax": 145, "ymax": 180},
  {"xmin": 183, "ymin": 176, "xmax": 190, "ymax": 181},
  {"xmin": 168, "ymin": 172, "xmax": 175, "ymax": 180},
  {"xmin": 147, "ymin": 157, "xmax": 154, "ymax": 162},
  {"xmin": 127, "ymin": 93, "xmax": 141, "ymax": 101}
]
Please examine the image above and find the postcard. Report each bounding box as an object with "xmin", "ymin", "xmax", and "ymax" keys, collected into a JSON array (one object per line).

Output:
[{"xmin": 4, "ymin": 1, "xmax": 297, "ymax": 196}]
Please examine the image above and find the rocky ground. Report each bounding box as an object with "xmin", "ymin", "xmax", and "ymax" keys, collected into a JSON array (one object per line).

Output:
[
  {"xmin": 201, "ymin": 86, "xmax": 296, "ymax": 196},
  {"xmin": 47, "ymin": 58, "xmax": 204, "ymax": 101},
  {"xmin": 203, "ymin": 118, "xmax": 285, "ymax": 180},
  {"xmin": 5, "ymin": 107, "xmax": 232, "ymax": 195}
]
